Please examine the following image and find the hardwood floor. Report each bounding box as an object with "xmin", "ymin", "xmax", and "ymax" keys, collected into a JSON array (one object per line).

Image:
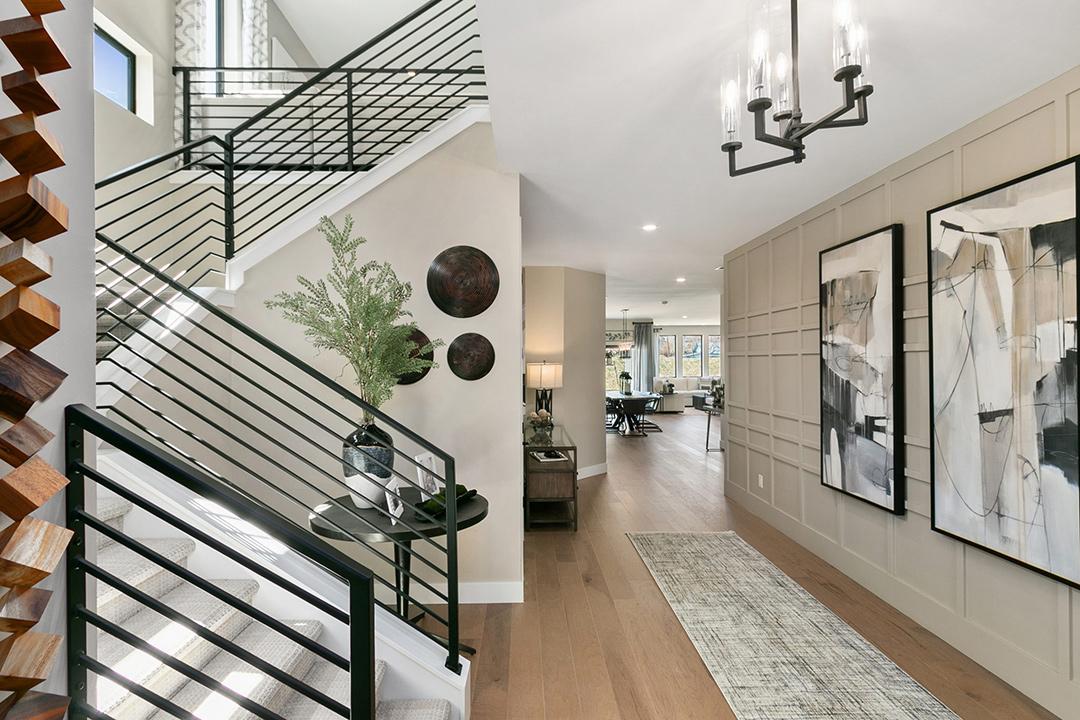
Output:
[{"xmin": 466, "ymin": 412, "xmax": 1058, "ymax": 720}]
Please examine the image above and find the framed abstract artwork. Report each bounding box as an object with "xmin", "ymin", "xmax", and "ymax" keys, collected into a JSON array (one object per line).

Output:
[
  {"xmin": 928, "ymin": 158, "xmax": 1080, "ymax": 588},
  {"xmin": 819, "ymin": 224, "xmax": 905, "ymax": 514}
]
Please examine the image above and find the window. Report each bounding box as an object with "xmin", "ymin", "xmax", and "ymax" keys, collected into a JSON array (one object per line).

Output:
[
  {"xmin": 707, "ymin": 335, "xmax": 722, "ymax": 377},
  {"xmin": 605, "ymin": 350, "xmax": 632, "ymax": 391},
  {"xmin": 657, "ymin": 335, "xmax": 676, "ymax": 376},
  {"xmin": 94, "ymin": 27, "xmax": 135, "ymax": 112},
  {"xmin": 682, "ymin": 335, "xmax": 703, "ymax": 377}
]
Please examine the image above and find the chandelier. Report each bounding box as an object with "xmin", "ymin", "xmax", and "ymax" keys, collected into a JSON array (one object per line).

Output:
[{"xmin": 721, "ymin": 0, "xmax": 873, "ymax": 176}]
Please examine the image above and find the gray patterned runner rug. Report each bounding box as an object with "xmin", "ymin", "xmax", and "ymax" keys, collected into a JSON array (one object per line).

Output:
[{"xmin": 628, "ymin": 532, "xmax": 959, "ymax": 719}]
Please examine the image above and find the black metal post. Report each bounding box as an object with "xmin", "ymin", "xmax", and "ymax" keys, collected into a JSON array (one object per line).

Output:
[
  {"xmin": 347, "ymin": 71, "xmax": 356, "ymax": 171},
  {"xmin": 182, "ymin": 70, "xmax": 192, "ymax": 166},
  {"xmin": 65, "ymin": 413, "xmax": 88, "ymax": 720},
  {"xmin": 444, "ymin": 457, "xmax": 460, "ymax": 673},
  {"xmin": 223, "ymin": 139, "xmax": 235, "ymax": 259},
  {"xmin": 350, "ymin": 577, "xmax": 377, "ymax": 720}
]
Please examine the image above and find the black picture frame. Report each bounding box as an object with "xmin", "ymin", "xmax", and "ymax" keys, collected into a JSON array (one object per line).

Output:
[
  {"xmin": 819, "ymin": 223, "xmax": 905, "ymax": 515},
  {"xmin": 926, "ymin": 156, "xmax": 1080, "ymax": 591}
]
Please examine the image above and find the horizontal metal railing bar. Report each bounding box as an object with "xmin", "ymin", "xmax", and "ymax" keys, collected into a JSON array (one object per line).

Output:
[
  {"xmin": 79, "ymin": 511, "xmax": 350, "ymax": 668},
  {"xmin": 96, "ymin": 326, "xmax": 452, "ymax": 543},
  {"xmin": 96, "ymin": 136, "xmax": 229, "ymax": 189},
  {"xmin": 76, "ymin": 604, "xmax": 294, "ymax": 720},
  {"xmin": 96, "ymin": 234, "xmax": 456, "ymax": 462},
  {"xmin": 78, "ymin": 653, "xmax": 199, "ymax": 720},
  {"xmin": 176, "ymin": 65, "xmax": 483, "ymax": 74},
  {"xmin": 67, "ymin": 405, "xmax": 373, "ymax": 583},
  {"xmin": 80, "ymin": 464, "xmax": 349, "ymax": 624},
  {"xmin": 83, "ymin": 406, "xmax": 450, "ymax": 629},
  {"xmin": 95, "ymin": 299, "xmax": 451, "ymax": 513},
  {"xmin": 191, "ymin": 99, "xmax": 484, "ymax": 123},
  {"xmin": 97, "ymin": 186, "xmax": 222, "ymax": 235},
  {"xmin": 96, "ymin": 163, "xmax": 226, "ymax": 212},
  {"xmin": 229, "ymin": 0, "xmax": 463, "ymax": 135},
  {"xmin": 92, "ymin": 376, "xmax": 453, "ymax": 607}
]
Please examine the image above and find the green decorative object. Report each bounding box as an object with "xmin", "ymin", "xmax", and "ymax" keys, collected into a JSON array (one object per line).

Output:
[
  {"xmin": 266, "ymin": 215, "xmax": 442, "ymax": 507},
  {"xmin": 417, "ymin": 483, "xmax": 477, "ymax": 519}
]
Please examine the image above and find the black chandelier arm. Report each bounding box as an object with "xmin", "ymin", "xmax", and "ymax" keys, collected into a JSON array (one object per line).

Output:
[
  {"xmin": 750, "ymin": 101, "xmax": 804, "ymax": 151},
  {"xmin": 788, "ymin": 72, "xmax": 863, "ymax": 141},
  {"xmin": 816, "ymin": 91, "xmax": 870, "ymax": 130},
  {"xmin": 722, "ymin": 142, "xmax": 804, "ymax": 177}
]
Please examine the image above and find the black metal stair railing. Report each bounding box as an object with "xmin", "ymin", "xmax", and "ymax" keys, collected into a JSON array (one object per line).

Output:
[
  {"xmin": 79, "ymin": 2, "xmax": 482, "ymax": 713},
  {"xmin": 66, "ymin": 404, "xmax": 377, "ymax": 720}
]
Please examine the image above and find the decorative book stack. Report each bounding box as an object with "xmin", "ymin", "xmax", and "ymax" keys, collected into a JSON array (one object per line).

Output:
[{"xmin": 0, "ymin": 1, "xmax": 70, "ymax": 718}]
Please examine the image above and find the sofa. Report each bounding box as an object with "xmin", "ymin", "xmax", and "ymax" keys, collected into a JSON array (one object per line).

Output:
[{"xmin": 652, "ymin": 377, "xmax": 721, "ymax": 412}]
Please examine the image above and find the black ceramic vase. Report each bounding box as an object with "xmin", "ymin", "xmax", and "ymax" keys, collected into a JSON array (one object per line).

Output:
[{"xmin": 343, "ymin": 423, "xmax": 395, "ymax": 507}]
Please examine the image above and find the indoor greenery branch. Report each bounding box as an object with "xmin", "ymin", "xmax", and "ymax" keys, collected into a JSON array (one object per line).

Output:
[{"xmin": 266, "ymin": 215, "xmax": 441, "ymax": 424}]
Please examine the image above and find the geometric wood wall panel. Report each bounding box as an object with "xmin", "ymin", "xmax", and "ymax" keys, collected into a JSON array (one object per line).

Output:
[
  {"xmin": 0, "ymin": 517, "xmax": 72, "ymax": 587},
  {"xmin": 2, "ymin": 70, "xmax": 59, "ymax": 116},
  {"xmin": 0, "ymin": 457, "xmax": 67, "ymax": 521},
  {"xmin": 0, "ymin": 112, "xmax": 63, "ymax": 175},
  {"xmin": 0, "ymin": 238, "xmax": 52, "ymax": 286},
  {"xmin": 839, "ymin": 185, "xmax": 888, "ymax": 240},
  {"xmin": 0, "ymin": 286, "xmax": 60, "ymax": 350},
  {"xmin": 0, "ymin": 175, "xmax": 67, "ymax": 243},
  {"xmin": 0, "ymin": 416, "xmax": 53, "ymax": 467},
  {"xmin": 747, "ymin": 243, "xmax": 770, "ymax": 314},
  {"xmin": 0, "ymin": 1, "xmax": 69, "ymax": 709},
  {"xmin": 0, "ymin": 349, "xmax": 66, "ymax": 422},
  {"xmin": 0, "ymin": 17, "xmax": 69, "ymax": 74},
  {"xmin": 770, "ymin": 229, "xmax": 800, "ymax": 308}
]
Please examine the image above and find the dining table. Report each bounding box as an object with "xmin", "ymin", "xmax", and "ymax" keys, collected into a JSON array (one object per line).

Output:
[{"xmin": 606, "ymin": 390, "xmax": 662, "ymax": 436}]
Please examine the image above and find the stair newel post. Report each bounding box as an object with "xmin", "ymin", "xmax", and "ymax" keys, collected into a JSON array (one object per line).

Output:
[
  {"xmin": 346, "ymin": 70, "xmax": 356, "ymax": 171},
  {"xmin": 65, "ymin": 411, "xmax": 88, "ymax": 719},
  {"xmin": 349, "ymin": 574, "xmax": 376, "ymax": 720},
  {"xmin": 444, "ymin": 456, "xmax": 461, "ymax": 673},
  {"xmin": 223, "ymin": 138, "xmax": 235, "ymax": 260},
  {"xmin": 182, "ymin": 69, "xmax": 192, "ymax": 166}
]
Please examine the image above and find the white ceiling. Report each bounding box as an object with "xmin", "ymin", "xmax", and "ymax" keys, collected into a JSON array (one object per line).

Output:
[
  {"xmin": 276, "ymin": 1, "xmax": 1080, "ymax": 326},
  {"xmin": 477, "ymin": 0, "xmax": 1080, "ymax": 324},
  {"xmin": 273, "ymin": 0, "xmax": 426, "ymax": 66}
]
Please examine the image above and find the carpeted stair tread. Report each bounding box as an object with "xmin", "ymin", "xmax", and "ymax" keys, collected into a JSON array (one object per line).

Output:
[
  {"xmin": 96, "ymin": 579, "xmax": 259, "ymax": 718},
  {"xmin": 97, "ymin": 493, "xmax": 133, "ymax": 526},
  {"xmin": 143, "ymin": 619, "xmax": 323, "ymax": 720},
  {"xmin": 377, "ymin": 699, "xmax": 453, "ymax": 720},
  {"xmin": 280, "ymin": 659, "xmax": 387, "ymax": 719},
  {"xmin": 97, "ymin": 537, "xmax": 197, "ymax": 623}
]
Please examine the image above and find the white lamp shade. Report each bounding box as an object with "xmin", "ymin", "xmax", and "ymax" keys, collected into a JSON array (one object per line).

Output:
[{"xmin": 526, "ymin": 362, "xmax": 563, "ymax": 389}]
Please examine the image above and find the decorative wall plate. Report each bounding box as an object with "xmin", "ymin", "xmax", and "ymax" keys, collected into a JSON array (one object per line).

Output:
[
  {"xmin": 447, "ymin": 333, "xmax": 495, "ymax": 381},
  {"xmin": 397, "ymin": 327, "xmax": 434, "ymax": 386},
  {"xmin": 427, "ymin": 245, "xmax": 499, "ymax": 318}
]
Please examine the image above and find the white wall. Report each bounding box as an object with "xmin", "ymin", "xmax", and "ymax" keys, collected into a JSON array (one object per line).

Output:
[
  {"xmin": 0, "ymin": 0, "xmax": 96, "ymax": 695},
  {"xmin": 525, "ymin": 267, "xmax": 607, "ymax": 474},
  {"xmin": 724, "ymin": 64, "xmax": 1080, "ymax": 719},
  {"xmin": 232, "ymin": 124, "xmax": 524, "ymax": 601}
]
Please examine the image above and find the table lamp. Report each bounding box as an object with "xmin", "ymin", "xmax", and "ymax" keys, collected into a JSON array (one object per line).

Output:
[{"xmin": 526, "ymin": 361, "xmax": 563, "ymax": 415}]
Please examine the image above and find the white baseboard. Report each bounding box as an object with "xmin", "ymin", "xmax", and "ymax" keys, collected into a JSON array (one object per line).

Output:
[{"xmin": 578, "ymin": 463, "xmax": 607, "ymax": 479}]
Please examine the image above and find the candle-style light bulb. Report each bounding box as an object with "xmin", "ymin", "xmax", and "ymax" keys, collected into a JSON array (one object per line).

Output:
[
  {"xmin": 746, "ymin": 1, "xmax": 772, "ymax": 103},
  {"xmin": 833, "ymin": 0, "xmax": 865, "ymax": 75},
  {"xmin": 722, "ymin": 78, "xmax": 742, "ymax": 144},
  {"xmin": 774, "ymin": 51, "xmax": 791, "ymax": 114}
]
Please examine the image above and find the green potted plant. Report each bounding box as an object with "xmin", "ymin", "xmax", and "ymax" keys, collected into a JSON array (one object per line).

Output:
[{"xmin": 266, "ymin": 215, "xmax": 441, "ymax": 508}]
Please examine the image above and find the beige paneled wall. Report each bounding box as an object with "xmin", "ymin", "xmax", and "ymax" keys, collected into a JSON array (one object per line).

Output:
[{"xmin": 724, "ymin": 65, "xmax": 1080, "ymax": 719}]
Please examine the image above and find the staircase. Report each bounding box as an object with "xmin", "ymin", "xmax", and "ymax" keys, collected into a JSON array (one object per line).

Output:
[
  {"xmin": 70, "ymin": 2, "xmax": 487, "ymax": 718},
  {"xmin": 90, "ymin": 492, "xmax": 451, "ymax": 720}
]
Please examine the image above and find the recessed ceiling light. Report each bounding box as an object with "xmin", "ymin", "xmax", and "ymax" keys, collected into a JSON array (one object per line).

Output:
[
  {"xmin": 641, "ymin": 223, "xmax": 658, "ymax": 232},
  {"xmin": 682, "ymin": 315, "xmax": 688, "ymax": 319},
  {"xmin": 675, "ymin": 277, "xmax": 687, "ymax": 283},
  {"xmin": 714, "ymin": 266, "xmax": 723, "ymax": 271}
]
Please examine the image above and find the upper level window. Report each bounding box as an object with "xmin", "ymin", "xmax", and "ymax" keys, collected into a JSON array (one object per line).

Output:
[{"xmin": 94, "ymin": 26, "xmax": 135, "ymax": 112}]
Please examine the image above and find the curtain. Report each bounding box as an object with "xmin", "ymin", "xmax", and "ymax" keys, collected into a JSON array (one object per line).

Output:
[
  {"xmin": 240, "ymin": 0, "xmax": 272, "ymax": 90},
  {"xmin": 174, "ymin": 0, "xmax": 211, "ymax": 148},
  {"xmin": 632, "ymin": 322, "xmax": 655, "ymax": 393}
]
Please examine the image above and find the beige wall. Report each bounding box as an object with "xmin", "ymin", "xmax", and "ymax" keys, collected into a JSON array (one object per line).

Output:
[
  {"xmin": 525, "ymin": 267, "xmax": 607, "ymax": 473},
  {"xmin": 234, "ymin": 124, "xmax": 524, "ymax": 599},
  {"xmin": 723, "ymin": 65, "xmax": 1080, "ymax": 718},
  {"xmin": 94, "ymin": 0, "xmax": 176, "ymax": 178}
]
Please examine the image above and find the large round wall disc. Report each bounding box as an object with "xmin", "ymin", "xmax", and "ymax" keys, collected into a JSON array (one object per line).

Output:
[
  {"xmin": 427, "ymin": 246, "xmax": 500, "ymax": 318},
  {"xmin": 397, "ymin": 328, "xmax": 435, "ymax": 386},
  {"xmin": 447, "ymin": 333, "xmax": 495, "ymax": 381}
]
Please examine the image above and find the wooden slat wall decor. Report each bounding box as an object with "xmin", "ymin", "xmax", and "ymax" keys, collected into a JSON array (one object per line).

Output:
[{"xmin": 0, "ymin": 1, "xmax": 69, "ymax": 716}]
